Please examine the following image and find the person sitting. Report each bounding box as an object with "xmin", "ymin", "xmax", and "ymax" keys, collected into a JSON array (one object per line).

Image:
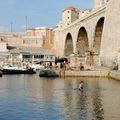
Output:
[{"xmin": 80, "ymin": 63, "xmax": 84, "ymax": 71}]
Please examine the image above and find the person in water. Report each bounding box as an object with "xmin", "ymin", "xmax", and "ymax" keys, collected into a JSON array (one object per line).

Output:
[{"xmin": 78, "ymin": 81, "xmax": 84, "ymax": 90}]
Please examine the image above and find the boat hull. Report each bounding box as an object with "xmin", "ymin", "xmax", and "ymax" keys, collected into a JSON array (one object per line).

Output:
[
  {"xmin": 39, "ymin": 69, "xmax": 58, "ymax": 77},
  {"xmin": 0, "ymin": 71, "xmax": 2, "ymax": 77},
  {"xmin": 1, "ymin": 69, "xmax": 36, "ymax": 74}
]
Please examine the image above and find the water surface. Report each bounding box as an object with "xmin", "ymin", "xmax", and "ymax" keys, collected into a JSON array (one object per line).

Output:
[{"xmin": 0, "ymin": 74, "xmax": 120, "ymax": 120}]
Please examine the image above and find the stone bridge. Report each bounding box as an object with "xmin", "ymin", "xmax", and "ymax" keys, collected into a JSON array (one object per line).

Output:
[
  {"xmin": 54, "ymin": 0, "xmax": 120, "ymax": 68},
  {"xmin": 54, "ymin": 6, "xmax": 106, "ymax": 66}
]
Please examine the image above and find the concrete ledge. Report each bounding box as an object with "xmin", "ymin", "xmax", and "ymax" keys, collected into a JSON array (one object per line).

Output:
[
  {"xmin": 56, "ymin": 70, "xmax": 120, "ymax": 81},
  {"xmin": 109, "ymin": 71, "xmax": 120, "ymax": 81},
  {"xmin": 57, "ymin": 70, "xmax": 109, "ymax": 77}
]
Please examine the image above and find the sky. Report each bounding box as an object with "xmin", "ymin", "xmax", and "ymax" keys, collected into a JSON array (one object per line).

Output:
[{"xmin": 0, "ymin": 0, "xmax": 93, "ymax": 33}]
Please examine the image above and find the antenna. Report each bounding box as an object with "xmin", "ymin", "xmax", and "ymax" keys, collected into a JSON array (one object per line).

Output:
[
  {"xmin": 25, "ymin": 16, "xmax": 27, "ymax": 30},
  {"xmin": 10, "ymin": 22, "xmax": 13, "ymax": 33}
]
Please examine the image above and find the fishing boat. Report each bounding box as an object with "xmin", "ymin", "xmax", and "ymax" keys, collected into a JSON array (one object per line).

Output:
[{"xmin": 1, "ymin": 64, "xmax": 36, "ymax": 74}]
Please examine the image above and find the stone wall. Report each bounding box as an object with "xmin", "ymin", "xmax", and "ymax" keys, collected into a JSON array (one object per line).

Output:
[{"xmin": 100, "ymin": 0, "xmax": 120, "ymax": 67}]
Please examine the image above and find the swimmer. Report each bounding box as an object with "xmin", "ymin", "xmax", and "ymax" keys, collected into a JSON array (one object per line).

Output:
[{"xmin": 78, "ymin": 81, "xmax": 84, "ymax": 90}]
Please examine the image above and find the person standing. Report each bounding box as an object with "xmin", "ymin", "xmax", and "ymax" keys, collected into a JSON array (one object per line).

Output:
[
  {"xmin": 49, "ymin": 62, "xmax": 52, "ymax": 69},
  {"xmin": 65, "ymin": 59, "xmax": 69, "ymax": 70}
]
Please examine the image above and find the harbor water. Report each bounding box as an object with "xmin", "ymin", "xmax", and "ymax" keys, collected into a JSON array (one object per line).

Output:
[{"xmin": 0, "ymin": 74, "xmax": 120, "ymax": 120}]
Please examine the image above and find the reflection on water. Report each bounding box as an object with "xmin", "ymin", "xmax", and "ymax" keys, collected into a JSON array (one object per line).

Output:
[{"xmin": 0, "ymin": 75, "xmax": 120, "ymax": 120}]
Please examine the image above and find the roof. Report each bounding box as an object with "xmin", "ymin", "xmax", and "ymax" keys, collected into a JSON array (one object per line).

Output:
[
  {"xmin": 9, "ymin": 47, "xmax": 55, "ymax": 55},
  {"xmin": 66, "ymin": 6, "xmax": 76, "ymax": 11}
]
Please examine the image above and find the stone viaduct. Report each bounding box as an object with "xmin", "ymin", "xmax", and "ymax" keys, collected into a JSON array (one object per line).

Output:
[
  {"xmin": 54, "ymin": 0, "xmax": 120, "ymax": 68},
  {"xmin": 54, "ymin": 6, "xmax": 106, "ymax": 66}
]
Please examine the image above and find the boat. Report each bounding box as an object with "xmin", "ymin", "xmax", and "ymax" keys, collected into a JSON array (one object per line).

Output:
[
  {"xmin": 1, "ymin": 64, "xmax": 36, "ymax": 74},
  {"xmin": 29, "ymin": 64, "xmax": 45, "ymax": 70},
  {"xmin": 39, "ymin": 69, "xmax": 59, "ymax": 77},
  {"xmin": 0, "ymin": 71, "xmax": 2, "ymax": 77}
]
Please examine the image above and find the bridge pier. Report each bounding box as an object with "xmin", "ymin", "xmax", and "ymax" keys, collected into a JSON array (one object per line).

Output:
[{"xmin": 100, "ymin": 0, "xmax": 120, "ymax": 68}]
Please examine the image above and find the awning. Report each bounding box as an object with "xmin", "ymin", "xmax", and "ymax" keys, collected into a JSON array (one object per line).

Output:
[{"xmin": 55, "ymin": 58, "xmax": 68, "ymax": 63}]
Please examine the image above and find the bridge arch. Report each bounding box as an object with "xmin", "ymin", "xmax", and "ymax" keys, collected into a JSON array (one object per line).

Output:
[
  {"xmin": 64, "ymin": 33, "xmax": 74, "ymax": 56},
  {"xmin": 93, "ymin": 17, "xmax": 105, "ymax": 55},
  {"xmin": 76, "ymin": 27, "xmax": 89, "ymax": 56}
]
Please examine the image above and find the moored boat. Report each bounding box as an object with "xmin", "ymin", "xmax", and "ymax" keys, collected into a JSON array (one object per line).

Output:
[
  {"xmin": 29, "ymin": 64, "xmax": 45, "ymax": 71},
  {"xmin": 1, "ymin": 64, "xmax": 36, "ymax": 74},
  {"xmin": 39, "ymin": 69, "xmax": 58, "ymax": 77},
  {"xmin": 0, "ymin": 71, "xmax": 2, "ymax": 77}
]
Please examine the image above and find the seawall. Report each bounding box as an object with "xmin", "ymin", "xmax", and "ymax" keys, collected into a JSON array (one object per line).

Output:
[{"xmin": 56, "ymin": 70, "xmax": 120, "ymax": 81}]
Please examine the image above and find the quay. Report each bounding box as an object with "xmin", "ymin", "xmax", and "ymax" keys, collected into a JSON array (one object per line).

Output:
[
  {"xmin": 55, "ymin": 67, "xmax": 120, "ymax": 81},
  {"xmin": 57, "ymin": 70, "xmax": 109, "ymax": 77}
]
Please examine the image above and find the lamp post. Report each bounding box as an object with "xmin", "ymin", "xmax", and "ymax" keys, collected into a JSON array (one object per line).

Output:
[
  {"xmin": 10, "ymin": 22, "xmax": 13, "ymax": 33},
  {"xmin": 25, "ymin": 16, "xmax": 27, "ymax": 30}
]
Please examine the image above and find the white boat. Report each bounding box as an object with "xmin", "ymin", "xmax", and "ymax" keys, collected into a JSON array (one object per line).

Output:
[
  {"xmin": 29, "ymin": 64, "xmax": 45, "ymax": 70},
  {"xmin": 2, "ymin": 64, "xmax": 25, "ymax": 70},
  {"xmin": 1, "ymin": 64, "xmax": 36, "ymax": 74}
]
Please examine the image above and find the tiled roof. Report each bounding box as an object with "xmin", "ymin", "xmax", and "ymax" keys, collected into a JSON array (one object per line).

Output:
[{"xmin": 66, "ymin": 6, "xmax": 76, "ymax": 10}]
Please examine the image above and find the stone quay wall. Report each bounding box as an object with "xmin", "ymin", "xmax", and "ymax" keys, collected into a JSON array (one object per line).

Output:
[{"xmin": 56, "ymin": 70, "xmax": 120, "ymax": 81}]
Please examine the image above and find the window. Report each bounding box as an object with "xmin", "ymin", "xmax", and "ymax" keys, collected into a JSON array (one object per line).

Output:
[
  {"xmin": 23, "ymin": 40, "xmax": 25, "ymax": 44},
  {"xmin": 43, "ymin": 40, "xmax": 45, "ymax": 45},
  {"xmin": 40, "ymin": 55, "xmax": 44, "ymax": 58},
  {"xmin": 27, "ymin": 32, "xmax": 31, "ymax": 36}
]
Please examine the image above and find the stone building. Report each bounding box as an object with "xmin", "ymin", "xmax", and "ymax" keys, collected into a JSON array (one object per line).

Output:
[
  {"xmin": 57, "ymin": 6, "xmax": 91, "ymax": 30},
  {"xmin": 62, "ymin": 6, "xmax": 79, "ymax": 28}
]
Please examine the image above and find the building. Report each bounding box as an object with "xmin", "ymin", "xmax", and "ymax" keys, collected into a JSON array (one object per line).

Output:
[
  {"xmin": 79, "ymin": 9, "xmax": 92, "ymax": 18},
  {"xmin": 56, "ymin": 6, "xmax": 92, "ymax": 30},
  {"xmin": 0, "ymin": 27, "xmax": 54, "ymax": 50},
  {"xmin": 62, "ymin": 6, "xmax": 79, "ymax": 26},
  {"xmin": 0, "ymin": 27, "xmax": 56, "ymax": 63},
  {"xmin": 22, "ymin": 27, "xmax": 54, "ymax": 49},
  {"xmin": 0, "ymin": 33, "xmax": 23, "ymax": 47},
  {"xmin": 0, "ymin": 26, "xmax": 56, "ymax": 65},
  {"xmin": 0, "ymin": 39, "xmax": 9, "ymax": 61},
  {"xmin": 94, "ymin": 0, "xmax": 109, "ymax": 9},
  {"xmin": 9, "ymin": 47, "xmax": 55, "ymax": 63},
  {"xmin": 60, "ymin": 6, "xmax": 79, "ymax": 28}
]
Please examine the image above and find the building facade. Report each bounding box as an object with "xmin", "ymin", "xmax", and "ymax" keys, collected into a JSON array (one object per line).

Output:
[
  {"xmin": 9, "ymin": 47, "xmax": 55, "ymax": 63},
  {"xmin": 94, "ymin": 0, "xmax": 109, "ymax": 9},
  {"xmin": 0, "ymin": 33, "xmax": 23, "ymax": 47},
  {"xmin": 62, "ymin": 6, "xmax": 79, "ymax": 27},
  {"xmin": 0, "ymin": 27, "xmax": 55, "ymax": 64},
  {"xmin": 0, "ymin": 39, "xmax": 9, "ymax": 61},
  {"xmin": 0, "ymin": 27, "xmax": 54, "ymax": 50},
  {"xmin": 57, "ymin": 6, "xmax": 91, "ymax": 30},
  {"xmin": 22, "ymin": 27, "xmax": 54, "ymax": 49}
]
